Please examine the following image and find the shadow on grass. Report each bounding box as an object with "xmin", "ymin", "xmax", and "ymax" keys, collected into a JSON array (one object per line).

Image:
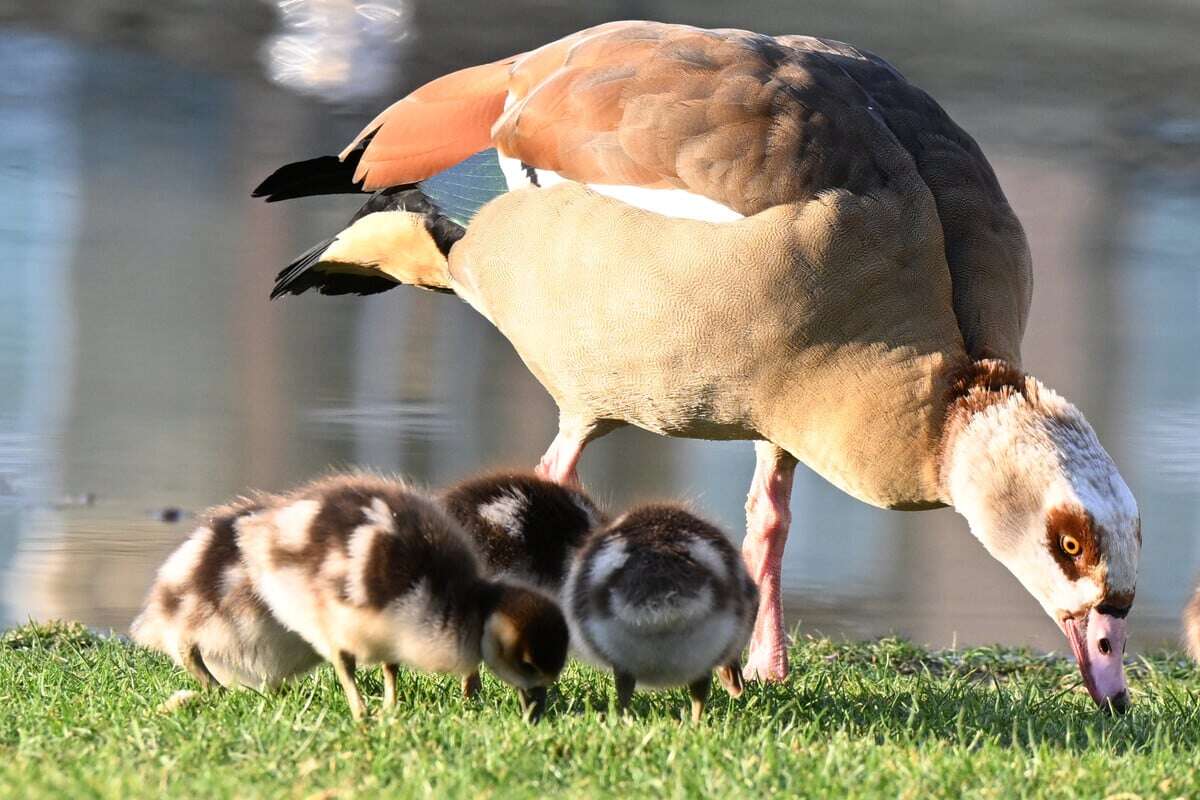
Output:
[{"xmin": 736, "ymin": 634, "xmax": 1200, "ymax": 754}]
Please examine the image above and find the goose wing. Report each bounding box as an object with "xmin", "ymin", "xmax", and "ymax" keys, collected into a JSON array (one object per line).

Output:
[{"xmin": 297, "ymin": 21, "xmax": 1033, "ymax": 361}]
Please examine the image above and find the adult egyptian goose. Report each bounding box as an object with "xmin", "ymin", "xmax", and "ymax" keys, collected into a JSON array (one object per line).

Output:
[
  {"xmin": 564, "ymin": 504, "xmax": 757, "ymax": 721},
  {"xmin": 236, "ymin": 473, "xmax": 568, "ymax": 720},
  {"xmin": 254, "ymin": 21, "xmax": 1141, "ymax": 709},
  {"xmin": 131, "ymin": 496, "xmax": 322, "ymax": 690}
]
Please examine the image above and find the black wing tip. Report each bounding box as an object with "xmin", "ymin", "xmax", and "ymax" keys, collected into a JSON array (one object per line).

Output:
[
  {"xmin": 270, "ymin": 237, "xmax": 335, "ymax": 299},
  {"xmin": 252, "ymin": 153, "xmax": 365, "ymax": 202},
  {"xmin": 269, "ymin": 237, "xmax": 401, "ymax": 299},
  {"xmin": 314, "ymin": 279, "xmax": 399, "ymax": 297}
]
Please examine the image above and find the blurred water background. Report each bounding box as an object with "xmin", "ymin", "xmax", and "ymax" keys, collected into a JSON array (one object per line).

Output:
[{"xmin": 0, "ymin": 0, "xmax": 1197, "ymax": 655}]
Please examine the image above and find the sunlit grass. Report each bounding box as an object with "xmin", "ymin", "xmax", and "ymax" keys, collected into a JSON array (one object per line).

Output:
[{"xmin": 2, "ymin": 621, "xmax": 1199, "ymax": 798}]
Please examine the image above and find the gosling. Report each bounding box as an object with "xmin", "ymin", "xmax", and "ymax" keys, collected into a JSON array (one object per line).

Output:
[
  {"xmin": 563, "ymin": 504, "xmax": 758, "ymax": 721},
  {"xmin": 237, "ymin": 473, "xmax": 569, "ymax": 720},
  {"xmin": 131, "ymin": 497, "xmax": 321, "ymax": 691},
  {"xmin": 440, "ymin": 471, "xmax": 601, "ymax": 696},
  {"xmin": 441, "ymin": 471, "xmax": 601, "ymax": 592}
]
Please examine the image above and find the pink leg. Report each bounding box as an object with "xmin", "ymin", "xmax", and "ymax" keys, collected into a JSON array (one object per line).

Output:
[
  {"xmin": 742, "ymin": 441, "xmax": 798, "ymax": 682},
  {"xmin": 535, "ymin": 417, "xmax": 620, "ymax": 487},
  {"xmin": 535, "ymin": 430, "xmax": 585, "ymax": 486}
]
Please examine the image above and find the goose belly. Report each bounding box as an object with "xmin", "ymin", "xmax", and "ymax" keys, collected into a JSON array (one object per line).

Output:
[
  {"xmin": 449, "ymin": 183, "xmax": 786, "ymax": 440},
  {"xmin": 450, "ymin": 178, "xmax": 960, "ymax": 506}
]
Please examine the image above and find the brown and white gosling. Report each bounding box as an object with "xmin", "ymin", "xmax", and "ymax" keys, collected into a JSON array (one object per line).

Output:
[
  {"xmin": 131, "ymin": 497, "xmax": 322, "ymax": 690},
  {"xmin": 440, "ymin": 471, "xmax": 602, "ymax": 696},
  {"xmin": 563, "ymin": 504, "xmax": 758, "ymax": 721},
  {"xmin": 236, "ymin": 473, "xmax": 569, "ymax": 720}
]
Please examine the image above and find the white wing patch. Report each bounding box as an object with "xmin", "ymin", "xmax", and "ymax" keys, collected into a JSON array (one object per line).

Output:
[
  {"xmin": 579, "ymin": 182, "xmax": 744, "ymax": 223},
  {"xmin": 271, "ymin": 500, "xmax": 323, "ymax": 550},
  {"xmin": 478, "ymin": 490, "xmax": 529, "ymax": 538},
  {"xmin": 587, "ymin": 540, "xmax": 629, "ymax": 585},
  {"xmin": 686, "ymin": 538, "xmax": 730, "ymax": 582},
  {"xmin": 345, "ymin": 498, "xmax": 396, "ymax": 606},
  {"xmin": 157, "ymin": 527, "xmax": 213, "ymax": 586},
  {"xmin": 497, "ymin": 151, "xmax": 744, "ymax": 224},
  {"xmin": 361, "ymin": 497, "xmax": 394, "ymax": 531}
]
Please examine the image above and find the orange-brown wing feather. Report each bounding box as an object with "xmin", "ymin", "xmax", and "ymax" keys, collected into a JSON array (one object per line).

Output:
[
  {"xmin": 491, "ymin": 22, "xmax": 898, "ymax": 213},
  {"xmin": 340, "ymin": 58, "xmax": 519, "ymax": 190}
]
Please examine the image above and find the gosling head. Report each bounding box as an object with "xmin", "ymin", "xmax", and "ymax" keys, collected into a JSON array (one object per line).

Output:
[
  {"xmin": 943, "ymin": 363, "xmax": 1140, "ymax": 713},
  {"xmin": 480, "ymin": 584, "xmax": 569, "ymax": 720}
]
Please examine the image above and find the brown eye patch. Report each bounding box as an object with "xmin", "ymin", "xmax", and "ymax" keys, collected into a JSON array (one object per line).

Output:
[{"xmin": 1045, "ymin": 506, "xmax": 1099, "ymax": 580}]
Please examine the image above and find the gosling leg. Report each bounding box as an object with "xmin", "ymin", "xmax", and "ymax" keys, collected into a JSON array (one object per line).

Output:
[
  {"xmin": 614, "ymin": 670, "xmax": 636, "ymax": 715},
  {"xmin": 716, "ymin": 658, "xmax": 745, "ymax": 698},
  {"xmin": 461, "ymin": 670, "xmax": 482, "ymax": 699},
  {"xmin": 333, "ymin": 651, "xmax": 366, "ymax": 721},
  {"xmin": 688, "ymin": 672, "xmax": 713, "ymax": 723},
  {"xmin": 382, "ymin": 663, "xmax": 400, "ymax": 710},
  {"xmin": 182, "ymin": 644, "xmax": 220, "ymax": 690}
]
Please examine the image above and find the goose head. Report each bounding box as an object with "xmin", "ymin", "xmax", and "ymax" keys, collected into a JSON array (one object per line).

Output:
[{"xmin": 942, "ymin": 363, "xmax": 1140, "ymax": 712}]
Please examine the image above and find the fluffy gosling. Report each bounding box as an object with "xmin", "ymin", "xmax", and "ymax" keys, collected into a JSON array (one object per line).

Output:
[
  {"xmin": 131, "ymin": 497, "xmax": 321, "ymax": 690},
  {"xmin": 440, "ymin": 471, "xmax": 601, "ymax": 695},
  {"xmin": 564, "ymin": 504, "xmax": 758, "ymax": 721},
  {"xmin": 237, "ymin": 473, "xmax": 569, "ymax": 720},
  {"xmin": 441, "ymin": 471, "xmax": 601, "ymax": 591}
]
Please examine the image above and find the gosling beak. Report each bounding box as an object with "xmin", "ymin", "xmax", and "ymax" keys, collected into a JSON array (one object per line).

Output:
[
  {"xmin": 1060, "ymin": 607, "xmax": 1129, "ymax": 713},
  {"xmin": 517, "ymin": 686, "xmax": 548, "ymax": 722}
]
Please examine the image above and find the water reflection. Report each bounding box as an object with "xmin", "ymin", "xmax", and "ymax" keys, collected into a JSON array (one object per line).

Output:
[
  {"xmin": 0, "ymin": 31, "xmax": 78, "ymax": 623},
  {"xmin": 0, "ymin": 5, "xmax": 1197, "ymax": 655},
  {"xmin": 260, "ymin": 0, "xmax": 412, "ymax": 105}
]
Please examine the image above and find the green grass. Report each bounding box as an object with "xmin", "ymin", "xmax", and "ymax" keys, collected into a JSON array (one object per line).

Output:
[{"xmin": 3, "ymin": 623, "xmax": 1200, "ymax": 799}]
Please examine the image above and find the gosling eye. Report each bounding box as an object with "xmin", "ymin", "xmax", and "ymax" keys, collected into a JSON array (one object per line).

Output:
[
  {"xmin": 1059, "ymin": 533, "xmax": 1082, "ymax": 558},
  {"xmin": 519, "ymin": 657, "xmax": 538, "ymax": 676}
]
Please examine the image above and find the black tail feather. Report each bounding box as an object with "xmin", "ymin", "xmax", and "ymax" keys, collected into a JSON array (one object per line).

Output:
[
  {"xmin": 252, "ymin": 152, "xmax": 365, "ymax": 202},
  {"xmin": 283, "ymin": 271, "xmax": 399, "ymax": 297},
  {"xmin": 270, "ymin": 235, "xmax": 406, "ymax": 299},
  {"xmin": 270, "ymin": 237, "xmax": 335, "ymax": 298}
]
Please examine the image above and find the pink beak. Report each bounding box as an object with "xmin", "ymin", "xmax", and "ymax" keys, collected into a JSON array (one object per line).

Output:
[{"xmin": 1060, "ymin": 607, "xmax": 1129, "ymax": 713}]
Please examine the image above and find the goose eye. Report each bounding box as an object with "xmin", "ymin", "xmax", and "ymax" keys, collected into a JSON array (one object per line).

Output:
[{"xmin": 1059, "ymin": 534, "xmax": 1082, "ymax": 558}]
